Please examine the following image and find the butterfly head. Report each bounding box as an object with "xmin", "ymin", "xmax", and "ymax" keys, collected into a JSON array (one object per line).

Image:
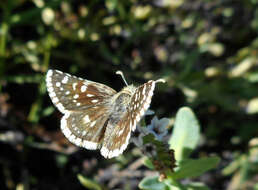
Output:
[
  {"xmin": 115, "ymin": 70, "xmax": 137, "ymax": 99},
  {"xmin": 121, "ymin": 84, "xmax": 137, "ymax": 95},
  {"xmin": 110, "ymin": 84, "xmax": 136, "ymax": 110}
]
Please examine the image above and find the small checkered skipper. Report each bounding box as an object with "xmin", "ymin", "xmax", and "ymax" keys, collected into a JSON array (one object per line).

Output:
[{"xmin": 46, "ymin": 69, "xmax": 165, "ymax": 158}]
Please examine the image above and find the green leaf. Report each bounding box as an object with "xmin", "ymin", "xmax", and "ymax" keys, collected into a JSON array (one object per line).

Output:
[
  {"xmin": 185, "ymin": 182, "xmax": 210, "ymax": 190},
  {"xmin": 139, "ymin": 176, "xmax": 169, "ymax": 190},
  {"xmin": 171, "ymin": 157, "xmax": 220, "ymax": 179},
  {"xmin": 169, "ymin": 107, "xmax": 200, "ymax": 160},
  {"xmin": 222, "ymin": 155, "xmax": 243, "ymax": 175},
  {"xmin": 42, "ymin": 106, "xmax": 55, "ymax": 117},
  {"xmin": 143, "ymin": 157, "xmax": 155, "ymax": 170},
  {"xmin": 77, "ymin": 174, "xmax": 102, "ymax": 190},
  {"xmin": 254, "ymin": 183, "xmax": 258, "ymax": 190}
]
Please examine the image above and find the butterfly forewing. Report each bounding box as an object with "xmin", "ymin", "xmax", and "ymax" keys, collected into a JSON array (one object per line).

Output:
[
  {"xmin": 46, "ymin": 70, "xmax": 116, "ymax": 113},
  {"xmin": 130, "ymin": 81, "xmax": 156, "ymax": 131}
]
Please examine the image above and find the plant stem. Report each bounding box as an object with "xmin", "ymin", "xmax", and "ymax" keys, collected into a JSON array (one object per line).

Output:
[
  {"xmin": 0, "ymin": 5, "xmax": 10, "ymax": 91},
  {"xmin": 28, "ymin": 33, "xmax": 53, "ymax": 123},
  {"xmin": 0, "ymin": 22, "xmax": 8, "ymax": 57}
]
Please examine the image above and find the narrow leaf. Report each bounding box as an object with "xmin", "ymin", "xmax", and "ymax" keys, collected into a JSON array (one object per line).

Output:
[{"xmin": 77, "ymin": 174, "xmax": 102, "ymax": 190}]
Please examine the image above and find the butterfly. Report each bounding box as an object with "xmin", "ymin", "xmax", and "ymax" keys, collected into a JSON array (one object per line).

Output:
[{"xmin": 46, "ymin": 69, "xmax": 165, "ymax": 158}]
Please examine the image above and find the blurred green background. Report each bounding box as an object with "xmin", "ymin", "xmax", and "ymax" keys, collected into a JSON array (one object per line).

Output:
[{"xmin": 0, "ymin": 0, "xmax": 258, "ymax": 189}]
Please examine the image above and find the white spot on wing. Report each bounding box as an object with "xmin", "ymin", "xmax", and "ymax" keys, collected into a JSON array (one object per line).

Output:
[
  {"xmin": 56, "ymin": 70, "xmax": 62, "ymax": 74},
  {"xmin": 91, "ymin": 99, "xmax": 98, "ymax": 103},
  {"xmin": 82, "ymin": 140, "xmax": 98, "ymax": 150},
  {"xmin": 72, "ymin": 83, "xmax": 77, "ymax": 90},
  {"xmin": 69, "ymin": 134, "xmax": 76, "ymax": 142},
  {"xmin": 100, "ymin": 147, "xmax": 109, "ymax": 158},
  {"xmin": 74, "ymin": 138, "xmax": 82, "ymax": 146},
  {"xmin": 48, "ymin": 87, "xmax": 54, "ymax": 92},
  {"xmin": 143, "ymin": 101, "xmax": 150, "ymax": 110},
  {"xmin": 73, "ymin": 94, "xmax": 79, "ymax": 99},
  {"xmin": 142, "ymin": 85, "xmax": 146, "ymax": 95},
  {"xmin": 140, "ymin": 108, "xmax": 145, "ymax": 116},
  {"xmin": 49, "ymin": 92, "xmax": 55, "ymax": 97},
  {"xmin": 46, "ymin": 81, "xmax": 52, "ymax": 88},
  {"xmin": 83, "ymin": 115, "xmax": 90, "ymax": 123},
  {"xmin": 46, "ymin": 70, "xmax": 53, "ymax": 78},
  {"xmin": 62, "ymin": 76, "xmax": 69, "ymax": 84},
  {"xmin": 61, "ymin": 113, "xmax": 71, "ymax": 137},
  {"xmin": 87, "ymin": 94, "xmax": 94, "ymax": 97},
  {"xmin": 90, "ymin": 120, "xmax": 96, "ymax": 128},
  {"xmin": 136, "ymin": 114, "xmax": 140, "ymax": 122},
  {"xmin": 52, "ymin": 97, "xmax": 59, "ymax": 103},
  {"xmin": 62, "ymin": 126, "xmax": 71, "ymax": 137},
  {"xmin": 81, "ymin": 85, "xmax": 87, "ymax": 92},
  {"xmin": 46, "ymin": 70, "xmax": 54, "ymax": 89},
  {"xmin": 112, "ymin": 149, "xmax": 120, "ymax": 158},
  {"xmin": 118, "ymin": 129, "xmax": 124, "ymax": 136},
  {"xmin": 56, "ymin": 103, "xmax": 66, "ymax": 113},
  {"xmin": 132, "ymin": 120, "xmax": 136, "ymax": 131},
  {"xmin": 56, "ymin": 82, "xmax": 61, "ymax": 87}
]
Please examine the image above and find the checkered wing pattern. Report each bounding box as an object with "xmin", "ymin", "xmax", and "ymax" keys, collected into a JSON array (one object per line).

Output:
[
  {"xmin": 100, "ymin": 81, "xmax": 156, "ymax": 158},
  {"xmin": 46, "ymin": 69, "xmax": 116, "ymax": 150},
  {"xmin": 46, "ymin": 69, "xmax": 116, "ymax": 114},
  {"xmin": 61, "ymin": 107, "xmax": 109, "ymax": 149},
  {"xmin": 130, "ymin": 81, "xmax": 156, "ymax": 131},
  {"xmin": 101, "ymin": 112, "xmax": 132, "ymax": 158},
  {"xmin": 46, "ymin": 69, "xmax": 163, "ymax": 159}
]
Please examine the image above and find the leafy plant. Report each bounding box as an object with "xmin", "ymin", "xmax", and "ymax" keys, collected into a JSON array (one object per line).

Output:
[{"xmin": 139, "ymin": 107, "xmax": 220, "ymax": 190}]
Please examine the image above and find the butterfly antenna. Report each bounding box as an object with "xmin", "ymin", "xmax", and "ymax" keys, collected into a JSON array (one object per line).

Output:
[
  {"xmin": 116, "ymin": 70, "xmax": 129, "ymax": 86},
  {"xmin": 155, "ymin": 78, "xmax": 166, "ymax": 83}
]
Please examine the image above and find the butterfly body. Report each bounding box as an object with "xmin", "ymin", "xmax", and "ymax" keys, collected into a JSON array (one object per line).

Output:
[
  {"xmin": 110, "ymin": 85, "xmax": 136, "ymax": 115},
  {"xmin": 46, "ymin": 69, "xmax": 165, "ymax": 158}
]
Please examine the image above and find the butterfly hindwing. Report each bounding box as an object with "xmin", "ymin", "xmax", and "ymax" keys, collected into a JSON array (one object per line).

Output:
[
  {"xmin": 101, "ymin": 111, "xmax": 132, "ymax": 158},
  {"xmin": 61, "ymin": 105, "xmax": 110, "ymax": 150}
]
